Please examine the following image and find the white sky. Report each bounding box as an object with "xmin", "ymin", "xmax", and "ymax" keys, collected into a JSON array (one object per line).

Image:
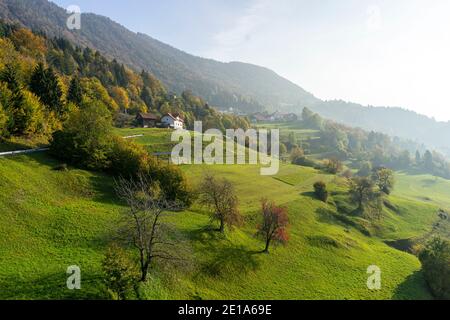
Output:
[{"xmin": 202, "ymin": 0, "xmax": 450, "ymax": 121}]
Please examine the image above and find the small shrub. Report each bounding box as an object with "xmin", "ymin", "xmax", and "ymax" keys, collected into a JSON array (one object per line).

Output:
[
  {"xmin": 324, "ymin": 158, "xmax": 343, "ymax": 174},
  {"xmin": 108, "ymin": 136, "xmax": 150, "ymax": 177},
  {"xmin": 313, "ymin": 181, "xmax": 328, "ymax": 202},
  {"xmin": 102, "ymin": 243, "xmax": 139, "ymax": 300},
  {"xmin": 290, "ymin": 146, "xmax": 304, "ymax": 164}
]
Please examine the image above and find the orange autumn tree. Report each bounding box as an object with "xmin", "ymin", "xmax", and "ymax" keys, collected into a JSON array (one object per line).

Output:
[{"xmin": 257, "ymin": 199, "xmax": 290, "ymax": 253}]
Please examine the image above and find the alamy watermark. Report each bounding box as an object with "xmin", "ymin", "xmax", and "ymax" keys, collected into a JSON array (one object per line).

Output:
[
  {"xmin": 66, "ymin": 265, "xmax": 81, "ymax": 290},
  {"xmin": 367, "ymin": 265, "xmax": 381, "ymax": 290},
  {"xmin": 66, "ymin": 5, "xmax": 81, "ymax": 30},
  {"xmin": 171, "ymin": 121, "xmax": 280, "ymax": 176}
]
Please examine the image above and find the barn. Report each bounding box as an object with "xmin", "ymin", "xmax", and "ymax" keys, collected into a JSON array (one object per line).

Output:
[{"xmin": 136, "ymin": 113, "xmax": 158, "ymax": 128}]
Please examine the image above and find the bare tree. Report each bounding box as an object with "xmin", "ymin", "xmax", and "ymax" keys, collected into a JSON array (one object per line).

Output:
[
  {"xmin": 114, "ymin": 175, "xmax": 184, "ymax": 282},
  {"xmin": 199, "ymin": 174, "xmax": 242, "ymax": 233}
]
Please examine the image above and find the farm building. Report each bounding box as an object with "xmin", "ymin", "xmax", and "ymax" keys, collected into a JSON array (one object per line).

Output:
[{"xmin": 136, "ymin": 113, "xmax": 158, "ymax": 128}]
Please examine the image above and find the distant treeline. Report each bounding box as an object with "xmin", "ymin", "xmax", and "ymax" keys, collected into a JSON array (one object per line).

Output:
[{"xmin": 296, "ymin": 108, "xmax": 450, "ymax": 179}]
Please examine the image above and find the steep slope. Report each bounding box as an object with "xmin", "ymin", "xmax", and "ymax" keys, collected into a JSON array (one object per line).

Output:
[{"xmin": 1, "ymin": 0, "xmax": 450, "ymax": 155}]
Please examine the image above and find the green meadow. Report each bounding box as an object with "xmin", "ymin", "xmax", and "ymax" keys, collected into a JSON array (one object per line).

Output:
[{"xmin": 1, "ymin": 128, "xmax": 447, "ymax": 300}]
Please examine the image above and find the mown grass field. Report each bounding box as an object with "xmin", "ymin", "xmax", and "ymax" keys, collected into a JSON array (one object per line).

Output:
[{"xmin": 0, "ymin": 127, "xmax": 446, "ymax": 300}]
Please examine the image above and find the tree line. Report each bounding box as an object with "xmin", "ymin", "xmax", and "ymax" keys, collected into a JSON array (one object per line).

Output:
[{"xmin": 283, "ymin": 107, "xmax": 450, "ymax": 180}]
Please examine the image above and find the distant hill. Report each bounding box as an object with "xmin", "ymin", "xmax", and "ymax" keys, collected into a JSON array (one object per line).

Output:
[{"xmin": 1, "ymin": 0, "xmax": 450, "ymax": 155}]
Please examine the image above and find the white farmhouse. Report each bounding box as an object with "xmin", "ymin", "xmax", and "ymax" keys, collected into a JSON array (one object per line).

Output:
[{"xmin": 161, "ymin": 113, "xmax": 184, "ymax": 130}]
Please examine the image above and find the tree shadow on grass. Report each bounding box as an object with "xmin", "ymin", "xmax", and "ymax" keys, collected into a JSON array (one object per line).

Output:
[
  {"xmin": 0, "ymin": 272, "xmax": 108, "ymax": 300},
  {"xmin": 197, "ymin": 246, "xmax": 261, "ymax": 280},
  {"xmin": 187, "ymin": 227, "xmax": 261, "ymax": 280},
  {"xmin": 392, "ymin": 270, "xmax": 433, "ymax": 300},
  {"xmin": 315, "ymin": 207, "xmax": 371, "ymax": 236},
  {"xmin": 88, "ymin": 174, "xmax": 122, "ymax": 206},
  {"xmin": 300, "ymin": 191, "xmax": 316, "ymax": 199},
  {"xmin": 315, "ymin": 207, "xmax": 339, "ymax": 225}
]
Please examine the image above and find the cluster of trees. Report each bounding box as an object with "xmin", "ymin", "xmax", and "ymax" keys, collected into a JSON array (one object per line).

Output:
[
  {"xmin": 348, "ymin": 167, "xmax": 395, "ymax": 218},
  {"xmin": 300, "ymin": 107, "xmax": 450, "ymax": 179},
  {"xmin": 0, "ymin": 43, "xmax": 62, "ymax": 138},
  {"xmin": 50, "ymin": 100, "xmax": 192, "ymax": 206},
  {"xmin": 312, "ymin": 167, "xmax": 394, "ymax": 219},
  {"xmin": 0, "ymin": 21, "xmax": 250, "ymax": 143},
  {"xmin": 198, "ymin": 174, "xmax": 289, "ymax": 254}
]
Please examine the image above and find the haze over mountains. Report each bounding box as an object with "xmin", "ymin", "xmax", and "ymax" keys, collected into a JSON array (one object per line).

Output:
[{"xmin": 1, "ymin": 0, "xmax": 450, "ymax": 155}]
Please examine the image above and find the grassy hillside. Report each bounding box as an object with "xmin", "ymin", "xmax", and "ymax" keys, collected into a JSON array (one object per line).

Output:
[
  {"xmin": 2, "ymin": 128, "xmax": 446, "ymax": 299},
  {"xmin": 0, "ymin": 153, "xmax": 120, "ymax": 299}
]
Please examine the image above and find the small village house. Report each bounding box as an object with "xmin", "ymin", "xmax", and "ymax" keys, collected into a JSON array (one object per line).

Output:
[
  {"xmin": 161, "ymin": 113, "xmax": 184, "ymax": 129},
  {"xmin": 136, "ymin": 113, "xmax": 158, "ymax": 128}
]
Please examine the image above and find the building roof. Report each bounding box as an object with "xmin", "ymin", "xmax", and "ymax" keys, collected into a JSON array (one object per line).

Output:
[
  {"xmin": 162, "ymin": 113, "xmax": 184, "ymax": 122},
  {"xmin": 137, "ymin": 113, "xmax": 158, "ymax": 120}
]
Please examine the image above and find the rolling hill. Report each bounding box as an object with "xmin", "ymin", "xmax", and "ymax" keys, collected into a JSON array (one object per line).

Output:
[{"xmin": 2, "ymin": 127, "xmax": 446, "ymax": 299}]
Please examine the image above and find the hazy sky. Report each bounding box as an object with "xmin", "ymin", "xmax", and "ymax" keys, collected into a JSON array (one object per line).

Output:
[{"xmin": 53, "ymin": 0, "xmax": 450, "ymax": 121}]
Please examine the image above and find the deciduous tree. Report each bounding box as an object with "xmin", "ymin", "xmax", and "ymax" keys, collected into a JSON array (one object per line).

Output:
[
  {"xmin": 256, "ymin": 199, "xmax": 289, "ymax": 253},
  {"xmin": 324, "ymin": 158, "xmax": 343, "ymax": 174},
  {"xmin": 199, "ymin": 174, "xmax": 242, "ymax": 233},
  {"xmin": 349, "ymin": 177, "xmax": 378, "ymax": 212},
  {"xmin": 372, "ymin": 167, "xmax": 394, "ymax": 195},
  {"xmin": 114, "ymin": 176, "xmax": 184, "ymax": 282},
  {"xmin": 50, "ymin": 101, "xmax": 113, "ymax": 169}
]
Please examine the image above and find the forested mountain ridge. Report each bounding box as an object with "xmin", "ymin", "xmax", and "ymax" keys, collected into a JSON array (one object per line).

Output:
[
  {"xmin": 1, "ymin": 0, "xmax": 450, "ymax": 156},
  {"xmin": 0, "ymin": 19, "xmax": 250, "ymax": 147},
  {"xmin": 0, "ymin": 0, "xmax": 316, "ymax": 113}
]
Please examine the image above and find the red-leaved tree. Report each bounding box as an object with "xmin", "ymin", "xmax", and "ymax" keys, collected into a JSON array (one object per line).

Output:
[{"xmin": 257, "ymin": 199, "xmax": 289, "ymax": 253}]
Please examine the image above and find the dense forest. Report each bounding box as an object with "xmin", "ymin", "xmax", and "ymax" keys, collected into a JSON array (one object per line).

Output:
[{"xmin": 0, "ymin": 20, "xmax": 250, "ymax": 143}]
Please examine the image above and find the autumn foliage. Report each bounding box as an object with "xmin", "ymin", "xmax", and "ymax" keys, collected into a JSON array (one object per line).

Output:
[{"xmin": 257, "ymin": 199, "xmax": 289, "ymax": 253}]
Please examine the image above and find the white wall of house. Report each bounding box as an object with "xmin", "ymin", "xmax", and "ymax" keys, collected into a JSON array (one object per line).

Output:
[{"xmin": 161, "ymin": 115, "xmax": 184, "ymax": 129}]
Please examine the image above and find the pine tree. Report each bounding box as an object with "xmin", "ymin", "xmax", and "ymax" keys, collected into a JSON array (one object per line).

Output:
[
  {"xmin": 415, "ymin": 150, "xmax": 422, "ymax": 165},
  {"xmin": 112, "ymin": 60, "xmax": 128, "ymax": 87},
  {"xmin": 424, "ymin": 150, "xmax": 434, "ymax": 171},
  {"xmin": 29, "ymin": 63, "xmax": 64, "ymax": 116},
  {"xmin": 0, "ymin": 64, "xmax": 25, "ymax": 134},
  {"xmin": 140, "ymin": 86, "xmax": 154, "ymax": 109},
  {"xmin": 67, "ymin": 76, "xmax": 83, "ymax": 105}
]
